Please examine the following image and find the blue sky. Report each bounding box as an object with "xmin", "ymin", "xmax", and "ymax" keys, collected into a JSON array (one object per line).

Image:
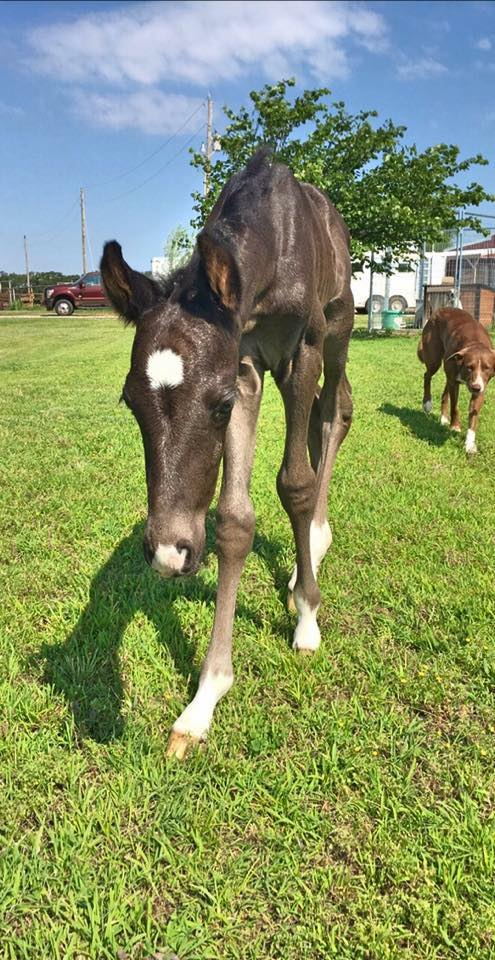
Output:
[{"xmin": 1, "ymin": 0, "xmax": 494, "ymax": 275}]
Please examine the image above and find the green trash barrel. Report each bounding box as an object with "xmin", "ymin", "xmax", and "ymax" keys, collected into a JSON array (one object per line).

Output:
[{"xmin": 381, "ymin": 309, "xmax": 403, "ymax": 331}]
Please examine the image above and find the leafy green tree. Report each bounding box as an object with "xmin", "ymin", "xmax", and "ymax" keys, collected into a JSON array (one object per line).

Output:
[
  {"xmin": 0, "ymin": 271, "xmax": 78, "ymax": 285},
  {"xmin": 164, "ymin": 226, "xmax": 194, "ymax": 272},
  {"xmin": 190, "ymin": 79, "xmax": 492, "ymax": 269}
]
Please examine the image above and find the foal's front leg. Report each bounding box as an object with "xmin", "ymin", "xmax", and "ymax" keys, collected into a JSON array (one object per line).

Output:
[
  {"xmin": 167, "ymin": 358, "xmax": 263, "ymax": 759},
  {"xmin": 277, "ymin": 335, "xmax": 322, "ymax": 653}
]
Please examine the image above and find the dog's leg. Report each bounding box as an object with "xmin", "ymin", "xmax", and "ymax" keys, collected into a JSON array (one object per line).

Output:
[
  {"xmin": 465, "ymin": 392, "xmax": 485, "ymax": 454},
  {"xmin": 423, "ymin": 369, "xmax": 435, "ymax": 413},
  {"xmin": 420, "ymin": 323, "xmax": 441, "ymax": 413},
  {"xmin": 448, "ymin": 380, "xmax": 461, "ymax": 432},
  {"xmin": 440, "ymin": 380, "xmax": 450, "ymax": 425}
]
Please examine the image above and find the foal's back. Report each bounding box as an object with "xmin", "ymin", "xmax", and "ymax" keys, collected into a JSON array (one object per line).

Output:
[{"xmin": 206, "ymin": 149, "xmax": 351, "ymax": 317}]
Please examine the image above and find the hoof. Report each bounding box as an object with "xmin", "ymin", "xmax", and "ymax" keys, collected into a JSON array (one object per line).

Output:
[
  {"xmin": 451, "ymin": 425, "xmax": 461, "ymax": 433},
  {"xmin": 287, "ymin": 590, "xmax": 297, "ymax": 614},
  {"xmin": 440, "ymin": 414, "xmax": 449, "ymax": 426},
  {"xmin": 166, "ymin": 730, "xmax": 201, "ymax": 760},
  {"xmin": 295, "ymin": 647, "xmax": 315, "ymax": 657},
  {"xmin": 423, "ymin": 401, "xmax": 432, "ymax": 414},
  {"xmin": 293, "ymin": 620, "xmax": 321, "ymax": 654}
]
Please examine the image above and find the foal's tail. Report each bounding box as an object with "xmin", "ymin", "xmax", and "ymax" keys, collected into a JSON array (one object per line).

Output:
[{"xmin": 417, "ymin": 339, "xmax": 424, "ymax": 363}]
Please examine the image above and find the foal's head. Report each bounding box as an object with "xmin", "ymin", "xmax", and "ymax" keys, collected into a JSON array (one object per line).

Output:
[{"xmin": 101, "ymin": 235, "xmax": 241, "ymax": 577}]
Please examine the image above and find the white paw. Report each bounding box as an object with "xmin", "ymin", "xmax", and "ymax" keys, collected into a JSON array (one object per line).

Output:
[
  {"xmin": 465, "ymin": 429, "xmax": 477, "ymax": 455},
  {"xmin": 440, "ymin": 414, "xmax": 450, "ymax": 426},
  {"xmin": 423, "ymin": 401, "xmax": 432, "ymax": 414}
]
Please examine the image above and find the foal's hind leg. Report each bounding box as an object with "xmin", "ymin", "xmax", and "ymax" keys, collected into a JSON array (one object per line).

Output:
[
  {"xmin": 277, "ymin": 322, "xmax": 326, "ymax": 652},
  {"xmin": 288, "ymin": 323, "xmax": 353, "ymax": 605}
]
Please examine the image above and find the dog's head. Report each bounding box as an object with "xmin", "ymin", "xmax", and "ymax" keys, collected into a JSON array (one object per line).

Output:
[{"xmin": 446, "ymin": 344, "xmax": 495, "ymax": 396}]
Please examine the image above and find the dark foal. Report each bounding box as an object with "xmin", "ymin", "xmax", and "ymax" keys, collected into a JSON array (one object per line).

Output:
[
  {"xmin": 101, "ymin": 149, "xmax": 354, "ymax": 758},
  {"xmin": 419, "ymin": 307, "xmax": 495, "ymax": 454}
]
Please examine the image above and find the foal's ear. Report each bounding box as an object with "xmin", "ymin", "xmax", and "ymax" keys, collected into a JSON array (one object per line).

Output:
[
  {"xmin": 197, "ymin": 229, "xmax": 241, "ymax": 313},
  {"xmin": 100, "ymin": 240, "xmax": 160, "ymax": 326}
]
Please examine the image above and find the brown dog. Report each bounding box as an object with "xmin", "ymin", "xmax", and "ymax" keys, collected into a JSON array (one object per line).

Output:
[{"xmin": 418, "ymin": 307, "xmax": 495, "ymax": 454}]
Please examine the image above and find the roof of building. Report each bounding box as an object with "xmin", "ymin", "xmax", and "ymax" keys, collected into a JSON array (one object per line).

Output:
[{"xmin": 462, "ymin": 234, "xmax": 495, "ymax": 251}]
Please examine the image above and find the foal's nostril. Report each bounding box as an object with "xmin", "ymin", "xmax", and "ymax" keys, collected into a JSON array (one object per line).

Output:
[{"xmin": 176, "ymin": 540, "xmax": 193, "ymax": 573}]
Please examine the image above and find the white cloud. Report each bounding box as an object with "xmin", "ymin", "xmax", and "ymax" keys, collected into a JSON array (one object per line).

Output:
[
  {"xmin": 477, "ymin": 37, "xmax": 492, "ymax": 51},
  {"xmin": 72, "ymin": 90, "xmax": 204, "ymax": 135},
  {"xmin": 397, "ymin": 57, "xmax": 448, "ymax": 81},
  {"xmin": 27, "ymin": 0, "xmax": 387, "ymax": 89}
]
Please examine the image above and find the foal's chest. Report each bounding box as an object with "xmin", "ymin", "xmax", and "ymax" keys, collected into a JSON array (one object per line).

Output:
[{"xmin": 240, "ymin": 312, "xmax": 307, "ymax": 375}]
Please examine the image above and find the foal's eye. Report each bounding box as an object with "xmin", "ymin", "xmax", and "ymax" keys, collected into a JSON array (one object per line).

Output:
[{"xmin": 212, "ymin": 397, "xmax": 235, "ymax": 424}]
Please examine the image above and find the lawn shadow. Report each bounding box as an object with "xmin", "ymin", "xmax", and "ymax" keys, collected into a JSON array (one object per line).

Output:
[
  {"xmin": 380, "ymin": 402, "xmax": 451, "ymax": 447},
  {"xmin": 37, "ymin": 514, "xmax": 288, "ymax": 743}
]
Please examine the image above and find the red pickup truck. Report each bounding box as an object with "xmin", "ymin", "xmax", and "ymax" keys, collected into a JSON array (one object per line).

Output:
[{"xmin": 44, "ymin": 272, "xmax": 108, "ymax": 315}]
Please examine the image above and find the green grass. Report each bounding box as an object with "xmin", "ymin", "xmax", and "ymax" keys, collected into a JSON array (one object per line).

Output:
[{"xmin": 2, "ymin": 314, "xmax": 495, "ymax": 960}]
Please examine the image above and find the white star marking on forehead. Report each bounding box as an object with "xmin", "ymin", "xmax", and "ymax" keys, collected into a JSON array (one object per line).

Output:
[{"xmin": 146, "ymin": 349, "xmax": 184, "ymax": 390}]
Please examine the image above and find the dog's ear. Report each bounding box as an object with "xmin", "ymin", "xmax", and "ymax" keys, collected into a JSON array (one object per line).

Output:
[
  {"xmin": 100, "ymin": 241, "xmax": 161, "ymax": 325},
  {"xmin": 446, "ymin": 346, "xmax": 469, "ymax": 364}
]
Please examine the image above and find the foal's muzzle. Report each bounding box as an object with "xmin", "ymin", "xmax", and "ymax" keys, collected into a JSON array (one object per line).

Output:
[{"xmin": 143, "ymin": 538, "xmax": 196, "ymax": 578}]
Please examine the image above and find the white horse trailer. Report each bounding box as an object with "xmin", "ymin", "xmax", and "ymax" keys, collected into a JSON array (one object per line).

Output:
[{"xmin": 351, "ymin": 252, "xmax": 447, "ymax": 314}]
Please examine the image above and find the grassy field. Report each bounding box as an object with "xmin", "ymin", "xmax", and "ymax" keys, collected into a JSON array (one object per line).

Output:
[{"xmin": 1, "ymin": 312, "xmax": 495, "ymax": 960}]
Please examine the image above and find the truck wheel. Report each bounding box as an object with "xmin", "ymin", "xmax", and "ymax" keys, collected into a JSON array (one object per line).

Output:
[
  {"xmin": 54, "ymin": 299, "xmax": 74, "ymax": 316},
  {"xmin": 389, "ymin": 295, "xmax": 407, "ymax": 312}
]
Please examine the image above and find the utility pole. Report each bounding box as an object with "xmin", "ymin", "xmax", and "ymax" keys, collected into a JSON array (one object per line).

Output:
[
  {"xmin": 203, "ymin": 95, "xmax": 213, "ymax": 198},
  {"xmin": 80, "ymin": 187, "xmax": 88, "ymax": 274},
  {"xmin": 23, "ymin": 234, "xmax": 30, "ymax": 291},
  {"xmin": 453, "ymin": 209, "xmax": 464, "ymax": 308},
  {"xmin": 367, "ymin": 251, "xmax": 375, "ymax": 333}
]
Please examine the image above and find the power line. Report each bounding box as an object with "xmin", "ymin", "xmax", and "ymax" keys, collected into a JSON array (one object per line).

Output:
[
  {"xmin": 107, "ymin": 123, "xmax": 204, "ymax": 202},
  {"xmin": 29, "ymin": 199, "xmax": 80, "ymax": 240},
  {"xmin": 22, "ymin": 101, "xmax": 207, "ymax": 246},
  {"xmin": 86, "ymin": 100, "xmax": 206, "ymax": 188},
  {"xmin": 29, "ymin": 209, "xmax": 80, "ymax": 248}
]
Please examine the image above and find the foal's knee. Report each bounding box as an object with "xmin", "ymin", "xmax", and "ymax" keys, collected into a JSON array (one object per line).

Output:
[
  {"xmin": 216, "ymin": 501, "xmax": 256, "ymax": 561},
  {"xmin": 277, "ymin": 463, "xmax": 316, "ymax": 517}
]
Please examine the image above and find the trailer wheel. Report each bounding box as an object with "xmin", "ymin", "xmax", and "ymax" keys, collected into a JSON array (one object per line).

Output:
[
  {"xmin": 365, "ymin": 295, "xmax": 384, "ymax": 315},
  {"xmin": 389, "ymin": 295, "xmax": 407, "ymax": 312}
]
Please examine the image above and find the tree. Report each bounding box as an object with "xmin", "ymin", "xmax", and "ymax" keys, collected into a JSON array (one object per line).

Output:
[
  {"xmin": 190, "ymin": 79, "xmax": 492, "ymax": 270},
  {"xmin": 164, "ymin": 226, "xmax": 194, "ymax": 272}
]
